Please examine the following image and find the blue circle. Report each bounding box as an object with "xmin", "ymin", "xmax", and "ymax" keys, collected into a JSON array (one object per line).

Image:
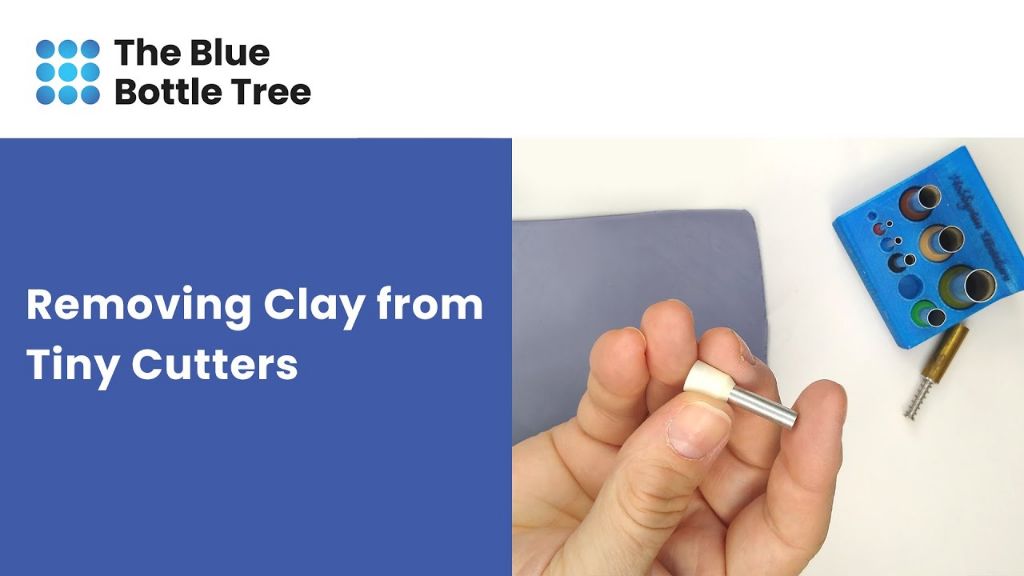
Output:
[
  {"xmin": 58, "ymin": 40, "xmax": 77, "ymax": 58},
  {"xmin": 36, "ymin": 40, "xmax": 55, "ymax": 59},
  {"xmin": 82, "ymin": 85, "xmax": 100, "ymax": 105},
  {"xmin": 898, "ymin": 274, "xmax": 924, "ymax": 300},
  {"xmin": 81, "ymin": 39, "xmax": 100, "ymax": 58},
  {"xmin": 58, "ymin": 63, "xmax": 77, "ymax": 81},
  {"xmin": 36, "ymin": 86, "xmax": 55, "ymax": 105},
  {"xmin": 81, "ymin": 63, "xmax": 100, "ymax": 82},
  {"xmin": 36, "ymin": 63, "xmax": 55, "ymax": 82},
  {"xmin": 59, "ymin": 85, "xmax": 78, "ymax": 105}
]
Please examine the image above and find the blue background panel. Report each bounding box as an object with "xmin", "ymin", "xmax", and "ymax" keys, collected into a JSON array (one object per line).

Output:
[
  {"xmin": 833, "ymin": 146, "xmax": 1024, "ymax": 348},
  {"xmin": 0, "ymin": 139, "xmax": 512, "ymax": 574}
]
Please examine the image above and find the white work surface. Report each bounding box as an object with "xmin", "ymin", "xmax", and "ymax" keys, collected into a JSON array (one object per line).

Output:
[{"xmin": 513, "ymin": 140, "xmax": 1024, "ymax": 576}]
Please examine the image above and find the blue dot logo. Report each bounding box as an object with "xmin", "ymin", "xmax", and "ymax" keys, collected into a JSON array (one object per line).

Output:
[
  {"xmin": 37, "ymin": 40, "xmax": 55, "ymax": 59},
  {"xmin": 58, "ymin": 40, "xmax": 77, "ymax": 58},
  {"xmin": 82, "ymin": 86, "xmax": 100, "ymax": 105},
  {"xmin": 36, "ymin": 86, "xmax": 55, "ymax": 105},
  {"xmin": 58, "ymin": 63, "xmax": 77, "ymax": 82},
  {"xmin": 81, "ymin": 40, "xmax": 100, "ymax": 59},
  {"xmin": 82, "ymin": 63, "xmax": 100, "ymax": 82},
  {"xmin": 36, "ymin": 63, "xmax": 55, "ymax": 82},
  {"xmin": 59, "ymin": 86, "xmax": 78, "ymax": 105},
  {"xmin": 36, "ymin": 39, "xmax": 100, "ymax": 106}
]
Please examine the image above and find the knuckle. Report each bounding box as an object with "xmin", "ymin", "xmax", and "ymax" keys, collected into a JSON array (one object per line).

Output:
[{"xmin": 618, "ymin": 458, "xmax": 694, "ymax": 533}]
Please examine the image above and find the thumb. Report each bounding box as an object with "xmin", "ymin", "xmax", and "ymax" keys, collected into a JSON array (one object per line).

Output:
[{"xmin": 551, "ymin": 393, "xmax": 732, "ymax": 575}]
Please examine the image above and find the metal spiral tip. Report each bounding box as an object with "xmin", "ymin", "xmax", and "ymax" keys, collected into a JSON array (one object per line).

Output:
[{"xmin": 904, "ymin": 377, "xmax": 934, "ymax": 421}]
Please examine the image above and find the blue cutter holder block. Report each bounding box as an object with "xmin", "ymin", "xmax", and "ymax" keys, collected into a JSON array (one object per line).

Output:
[{"xmin": 834, "ymin": 146, "xmax": 1024, "ymax": 349}]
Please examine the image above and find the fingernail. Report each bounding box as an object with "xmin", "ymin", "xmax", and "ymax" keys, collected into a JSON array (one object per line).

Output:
[
  {"xmin": 667, "ymin": 402, "xmax": 731, "ymax": 459},
  {"xmin": 734, "ymin": 330, "xmax": 756, "ymax": 365},
  {"xmin": 624, "ymin": 326, "xmax": 647, "ymax": 346}
]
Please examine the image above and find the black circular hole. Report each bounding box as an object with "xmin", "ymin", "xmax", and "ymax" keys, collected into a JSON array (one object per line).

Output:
[
  {"xmin": 927, "ymin": 308, "xmax": 946, "ymax": 327},
  {"xmin": 965, "ymin": 269, "xmax": 996, "ymax": 302},
  {"xmin": 895, "ymin": 237, "xmax": 903, "ymax": 245},
  {"xmin": 904, "ymin": 254, "xmax": 916, "ymax": 266},
  {"xmin": 938, "ymin": 226, "xmax": 964, "ymax": 253},
  {"xmin": 886, "ymin": 220, "xmax": 894, "ymax": 227},
  {"xmin": 918, "ymin": 185, "xmax": 941, "ymax": 209}
]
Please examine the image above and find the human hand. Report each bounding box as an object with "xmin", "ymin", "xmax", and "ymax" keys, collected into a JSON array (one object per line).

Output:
[{"xmin": 513, "ymin": 300, "xmax": 847, "ymax": 575}]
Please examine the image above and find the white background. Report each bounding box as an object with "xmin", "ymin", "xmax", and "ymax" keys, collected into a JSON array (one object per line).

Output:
[
  {"xmin": 3, "ymin": 1, "xmax": 1024, "ymax": 136},
  {"xmin": 4, "ymin": 1, "xmax": 1024, "ymax": 574},
  {"xmin": 515, "ymin": 139, "xmax": 1024, "ymax": 576}
]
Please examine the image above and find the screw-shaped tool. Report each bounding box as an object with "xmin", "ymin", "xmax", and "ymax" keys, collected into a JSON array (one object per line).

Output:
[{"xmin": 905, "ymin": 323, "xmax": 969, "ymax": 420}]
